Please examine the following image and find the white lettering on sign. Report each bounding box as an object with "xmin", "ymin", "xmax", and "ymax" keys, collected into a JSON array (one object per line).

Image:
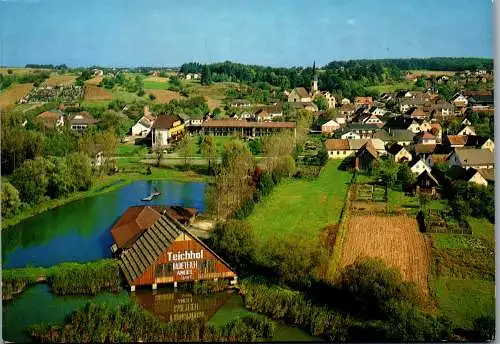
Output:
[{"xmin": 167, "ymin": 250, "xmax": 204, "ymax": 262}]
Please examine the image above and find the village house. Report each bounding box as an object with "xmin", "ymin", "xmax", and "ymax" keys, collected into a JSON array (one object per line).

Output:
[
  {"xmin": 34, "ymin": 109, "xmax": 65, "ymax": 129},
  {"xmin": 288, "ymin": 87, "xmax": 312, "ymax": 103},
  {"xmin": 334, "ymin": 123, "xmax": 379, "ymax": 139},
  {"xmin": 341, "ymin": 98, "xmax": 351, "ymax": 105},
  {"xmin": 453, "ymin": 167, "xmax": 490, "ymax": 187},
  {"xmin": 406, "ymin": 107, "xmax": 427, "ymax": 119},
  {"xmin": 447, "ymin": 148, "xmax": 495, "ymax": 170},
  {"xmin": 230, "ymin": 99, "xmax": 251, "ymax": 108},
  {"xmin": 457, "ymin": 125, "xmax": 476, "ymax": 136},
  {"xmin": 321, "ymin": 119, "xmax": 341, "ymax": 134},
  {"xmin": 387, "ymin": 144, "xmax": 413, "ymax": 163},
  {"xmin": 321, "ymin": 91, "xmax": 336, "ymax": 108},
  {"xmin": 410, "ymin": 158, "xmax": 431, "ymax": 175},
  {"xmin": 451, "ymin": 93, "xmax": 468, "ymax": 108},
  {"xmin": 374, "ymin": 128, "xmax": 415, "ymax": 146},
  {"xmin": 429, "ymin": 123, "xmax": 442, "ymax": 142},
  {"xmin": 430, "ymin": 103, "xmax": 454, "ymax": 118},
  {"xmin": 425, "ymin": 154, "xmax": 449, "ymax": 168},
  {"xmin": 231, "ymin": 111, "xmax": 254, "ymax": 121},
  {"xmin": 384, "ymin": 117, "xmax": 422, "ymax": 134},
  {"xmin": 201, "ymin": 119, "xmax": 296, "ymax": 138},
  {"xmin": 68, "ymin": 111, "xmax": 98, "ymax": 132},
  {"xmin": 151, "ymin": 114, "xmax": 185, "ymax": 149},
  {"xmin": 339, "ymin": 103, "xmax": 356, "ymax": 117},
  {"xmin": 354, "ymin": 96, "xmax": 373, "ymax": 109},
  {"xmin": 111, "ymin": 206, "xmax": 237, "ymax": 291},
  {"xmin": 370, "ymin": 107, "xmax": 387, "ymax": 117},
  {"xmin": 185, "ymin": 73, "xmax": 201, "ymax": 80},
  {"xmin": 444, "ymin": 135, "xmax": 468, "ymax": 148},
  {"xmin": 355, "ymin": 140, "xmax": 379, "ymax": 171},
  {"xmin": 254, "ymin": 105, "xmax": 283, "ymax": 121},
  {"xmin": 131, "ymin": 106, "xmax": 156, "ymax": 137},
  {"xmin": 416, "ymin": 131, "xmax": 437, "ymax": 145},
  {"xmin": 413, "ymin": 169, "xmax": 440, "ymax": 196},
  {"xmin": 357, "ymin": 113, "xmax": 384, "ymax": 126},
  {"xmin": 325, "ymin": 138, "xmax": 385, "ymax": 159}
]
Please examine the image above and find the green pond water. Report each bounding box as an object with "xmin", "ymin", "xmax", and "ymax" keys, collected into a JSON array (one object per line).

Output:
[
  {"xmin": 2, "ymin": 180, "xmax": 320, "ymax": 342},
  {"xmin": 3, "ymin": 284, "xmax": 319, "ymax": 342}
]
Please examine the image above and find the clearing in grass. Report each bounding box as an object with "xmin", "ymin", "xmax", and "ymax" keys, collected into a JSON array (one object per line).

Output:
[
  {"xmin": 339, "ymin": 215, "xmax": 431, "ymax": 294},
  {"xmin": 144, "ymin": 76, "xmax": 169, "ymax": 83},
  {"xmin": 143, "ymin": 81, "xmax": 168, "ymax": 90},
  {"xmin": 247, "ymin": 160, "xmax": 351, "ymax": 243},
  {"xmin": 42, "ymin": 75, "xmax": 77, "ymax": 87},
  {"xmin": 84, "ymin": 85, "xmax": 112, "ymax": 101},
  {"xmin": 147, "ymin": 89, "xmax": 185, "ymax": 103},
  {"xmin": 0, "ymin": 83, "xmax": 34, "ymax": 110}
]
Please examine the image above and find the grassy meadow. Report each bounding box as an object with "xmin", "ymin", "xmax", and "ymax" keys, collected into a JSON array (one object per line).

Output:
[{"xmin": 247, "ymin": 160, "xmax": 351, "ymax": 243}]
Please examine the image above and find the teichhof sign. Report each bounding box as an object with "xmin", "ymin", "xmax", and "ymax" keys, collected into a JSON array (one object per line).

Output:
[{"xmin": 167, "ymin": 250, "xmax": 204, "ymax": 280}]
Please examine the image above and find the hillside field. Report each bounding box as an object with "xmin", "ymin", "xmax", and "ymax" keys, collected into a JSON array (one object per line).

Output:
[
  {"xmin": 42, "ymin": 75, "xmax": 77, "ymax": 87},
  {"xmin": 0, "ymin": 83, "xmax": 33, "ymax": 110}
]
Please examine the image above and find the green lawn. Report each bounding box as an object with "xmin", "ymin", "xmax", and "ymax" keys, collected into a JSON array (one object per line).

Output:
[
  {"xmin": 143, "ymin": 81, "xmax": 168, "ymax": 90},
  {"xmin": 433, "ymin": 278, "xmax": 495, "ymax": 329},
  {"xmin": 365, "ymin": 81, "xmax": 414, "ymax": 93},
  {"xmin": 387, "ymin": 189, "xmax": 419, "ymax": 213},
  {"xmin": 468, "ymin": 217, "xmax": 495, "ymax": 243},
  {"xmin": 182, "ymin": 135, "xmax": 240, "ymax": 156},
  {"xmin": 247, "ymin": 160, "xmax": 351, "ymax": 243},
  {"xmin": 117, "ymin": 144, "xmax": 149, "ymax": 156}
]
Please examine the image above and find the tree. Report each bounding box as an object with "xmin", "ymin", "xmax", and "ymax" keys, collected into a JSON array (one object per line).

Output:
[
  {"xmin": 153, "ymin": 132, "xmax": 165, "ymax": 167},
  {"xmin": 415, "ymin": 78, "xmax": 426, "ymax": 88},
  {"xmin": 208, "ymin": 220, "xmax": 256, "ymax": 269},
  {"xmin": 1, "ymin": 182, "xmax": 21, "ymax": 218},
  {"xmin": 66, "ymin": 153, "xmax": 93, "ymax": 191},
  {"xmin": 373, "ymin": 157, "xmax": 399, "ymax": 187},
  {"xmin": 313, "ymin": 95, "xmax": 328, "ymax": 111},
  {"xmin": 11, "ymin": 157, "xmax": 50, "ymax": 205},
  {"xmin": 396, "ymin": 163, "xmax": 416, "ymax": 189},
  {"xmin": 201, "ymin": 135, "xmax": 216, "ymax": 169},
  {"xmin": 46, "ymin": 157, "xmax": 72, "ymax": 199},
  {"xmin": 177, "ymin": 134, "xmax": 192, "ymax": 168},
  {"xmin": 201, "ymin": 65, "xmax": 212, "ymax": 86},
  {"xmin": 274, "ymin": 155, "xmax": 296, "ymax": 177}
]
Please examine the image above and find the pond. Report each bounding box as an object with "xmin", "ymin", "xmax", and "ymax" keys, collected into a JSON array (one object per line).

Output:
[
  {"xmin": 3, "ymin": 284, "xmax": 320, "ymax": 343},
  {"xmin": 2, "ymin": 180, "xmax": 206, "ymax": 268}
]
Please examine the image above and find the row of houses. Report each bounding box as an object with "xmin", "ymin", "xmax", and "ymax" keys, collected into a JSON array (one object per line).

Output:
[{"xmin": 34, "ymin": 109, "xmax": 98, "ymax": 132}]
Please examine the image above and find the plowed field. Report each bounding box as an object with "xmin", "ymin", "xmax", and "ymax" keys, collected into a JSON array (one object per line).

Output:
[
  {"xmin": 84, "ymin": 85, "xmax": 112, "ymax": 101},
  {"xmin": 0, "ymin": 83, "xmax": 33, "ymax": 110},
  {"xmin": 340, "ymin": 215, "xmax": 431, "ymax": 294}
]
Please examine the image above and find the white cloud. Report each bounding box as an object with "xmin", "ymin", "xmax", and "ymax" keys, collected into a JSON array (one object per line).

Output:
[{"xmin": 347, "ymin": 18, "xmax": 355, "ymax": 25}]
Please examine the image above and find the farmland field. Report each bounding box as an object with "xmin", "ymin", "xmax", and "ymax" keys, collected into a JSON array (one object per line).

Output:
[
  {"xmin": 147, "ymin": 89, "xmax": 185, "ymax": 103},
  {"xmin": 0, "ymin": 83, "xmax": 33, "ymax": 109},
  {"xmin": 42, "ymin": 74, "xmax": 76, "ymax": 86},
  {"xmin": 85, "ymin": 75, "xmax": 104, "ymax": 85},
  {"xmin": 84, "ymin": 85, "xmax": 112, "ymax": 101},
  {"xmin": 191, "ymin": 82, "xmax": 238, "ymax": 109},
  {"xmin": 247, "ymin": 160, "xmax": 351, "ymax": 243},
  {"xmin": 340, "ymin": 215, "xmax": 431, "ymax": 294},
  {"xmin": 0, "ymin": 68, "xmax": 50, "ymax": 75}
]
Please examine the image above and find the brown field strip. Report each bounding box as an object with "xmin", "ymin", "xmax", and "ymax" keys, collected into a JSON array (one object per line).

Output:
[
  {"xmin": 148, "ymin": 89, "xmax": 185, "ymax": 104},
  {"xmin": 84, "ymin": 85, "xmax": 112, "ymax": 101},
  {"xmin": 340, "ymin": 215, "xmax": 431, "ymax": 294},
  {"xmin": 42, "ymin": 75, "xmax": 77, "ymax": 86},
  {"xmin": 85, "ymin": 75, "xmax": 104, "ymax": 85},
  {"xmin": 0, "ymin": 83, "xmax": 33, "ymax": 110},
  {"xmin": 144, "ymin": 76, "xmax": 169, "ymax": 83}
]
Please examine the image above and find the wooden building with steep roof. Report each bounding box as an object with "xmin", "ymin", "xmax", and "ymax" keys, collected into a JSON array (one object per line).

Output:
[{"xmin": 110, "ymin": 206, "xmax": 236, "ymax": 291}]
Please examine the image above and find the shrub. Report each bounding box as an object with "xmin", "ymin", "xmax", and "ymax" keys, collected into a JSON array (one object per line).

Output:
[
  {"xmin": 207, "ymin": 220, "xmax": 256, "ymax": 270},
  {"xmin": 473, "ymin": 315, "xmax": 495, "ymax": 341},
  {"xmin": 48, "ymin": 259, "xmax": 121, "ymax": 295},
  {"xmin": 1, "ymin": 181, "xmax": 21, "ymax": 218}
]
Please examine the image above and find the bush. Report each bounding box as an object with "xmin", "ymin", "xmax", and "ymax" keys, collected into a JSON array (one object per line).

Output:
[
  {"xmin": 1, "ymin": 181, "xmax": 21, "ymax": 218},
  {"xmin": 207, "ymin": 220, "xmax": 256, "ymax": 270},
  {"xmin": 29, "ymin": 302, "xmax": 273, "ymax": 342},
  {"xmin": 473, "ymin": 315, "xmax": 495, "ymax": 341},
  {"xmin": 48, "ymin": 259, "xmax": 121, "ymax": 295}
]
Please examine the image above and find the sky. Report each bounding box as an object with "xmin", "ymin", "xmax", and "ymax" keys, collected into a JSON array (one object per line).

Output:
[{"xmin": 0, "ymin": 0, "xmax": 494, "ymax": 67}]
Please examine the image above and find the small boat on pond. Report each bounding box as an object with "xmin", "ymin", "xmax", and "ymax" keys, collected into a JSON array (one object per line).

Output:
[{"xmin": 141, "ymin": 188, "xmax": 161, "ymax": 201}]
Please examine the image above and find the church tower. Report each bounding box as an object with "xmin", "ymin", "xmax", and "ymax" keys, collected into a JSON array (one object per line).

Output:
[{"xmin": 311, "ymin": 60, "xmax": 318, "ymax": 94}]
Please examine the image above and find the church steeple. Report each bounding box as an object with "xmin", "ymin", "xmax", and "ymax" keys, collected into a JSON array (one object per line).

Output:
[{"xmin": 311, "ymin": 60, "xmax": 318, "ymax": 93}]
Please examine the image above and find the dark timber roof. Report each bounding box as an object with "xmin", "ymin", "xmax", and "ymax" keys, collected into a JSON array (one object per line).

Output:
[
  {"xmin": 116, "ymin": 211, "xmax": 234, "ymax": 285},
  {"xmin": 118, "ymin": 214, "xmax": 183, "ymax": 284}
]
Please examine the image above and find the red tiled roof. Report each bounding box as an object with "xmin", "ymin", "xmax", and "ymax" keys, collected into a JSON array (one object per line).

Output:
[
  {"xmin": 418, "ymin": 131, "xmax": 436, "ymax": 139},
  {"xmin": 152, "ymin": 114, "xmax": 182, "ymax": 129},
  {"xmin": 293, "ymin": 87, "xmax": 310, "ymax": 98},
  {"xmin": 325, "ymin": 139, "xmax": 350, "ymax": 151},
  {"xmin": 446, "ymin": 135, "xmax": 467, "ymax": 146},
  {"xmin": 111, "ymin": 206, "xmax": 162, "ymax": 249},
  {"xmin": 202, "ymin": 119, "xmax": 295, "ymax": 129},
  {"xmin": 354, "ymin": 96, "xmax": 373, "ymax": 105}
]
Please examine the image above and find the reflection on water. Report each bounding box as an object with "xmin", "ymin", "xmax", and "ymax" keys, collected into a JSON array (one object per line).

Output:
[
  {"xmin": 131, "ymin": 286, "xmax": 232, "ymax": 323},
  {"xmin": 2, "ymin": 180, "xmax": 206, "ymax": 268}
]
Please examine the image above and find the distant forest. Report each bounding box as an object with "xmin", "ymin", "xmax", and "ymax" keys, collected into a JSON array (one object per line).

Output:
[{"xmin": 179, "ymin": 57, "xmax": 492, "ymax": 99}]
